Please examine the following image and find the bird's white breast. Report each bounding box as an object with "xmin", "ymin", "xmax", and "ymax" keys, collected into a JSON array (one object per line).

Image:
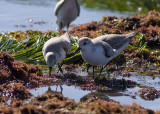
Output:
[{"xmin": 81, "ymin": 46, "xmax": 110, "ymax": 66}]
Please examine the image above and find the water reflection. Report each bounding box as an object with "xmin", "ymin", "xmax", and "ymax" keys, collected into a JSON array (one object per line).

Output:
[
  {"xmin": 80, "ymin": 89, "xmax": 124, "ymax": 102},
  {"xmin": 29, "ymin": 84, "xmax": 160, "ymax": 111},
  {"xmin": 45, "ymin": 86, "xmax": 63, "ymax": 94},
  {"xmin": 29, "ymin": 85, "xmax": 90, "ymax": 102}
]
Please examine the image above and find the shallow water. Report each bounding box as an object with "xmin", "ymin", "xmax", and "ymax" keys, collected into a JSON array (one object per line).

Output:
[
  {"xmin": 1, "ymin": 0, "xmax": 160, "ymax": 32},
  {"xmin": 110, "ymin": 87, "xmax": 160, "ymax": 111},
  {"xmin": 29, "ymin": 84, "xmax": 160, "ymax": 111},
  {"xmin": 30, "ymin": 66, "xmax": 160, "ymax": 111},
  {"xmin": 0, "ymin": 0, "xmax": 129, "ymax": 33},
  {"xmin": 30, "ymin": 85, "xmax": 90, "ymax": 102}
]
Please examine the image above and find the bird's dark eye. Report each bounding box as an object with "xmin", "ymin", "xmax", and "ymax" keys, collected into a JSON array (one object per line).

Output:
[{"xmin": 83, "ymin": 42, "xmax": 87, "ymax": 45}]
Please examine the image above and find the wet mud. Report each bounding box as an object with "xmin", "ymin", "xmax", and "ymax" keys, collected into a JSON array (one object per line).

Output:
[
  {"xmin": 1, "ymin": 92, "xmax": 158, "ymax": 114},
  {"xmin": 0, "ymin": 51, "xmax": 160, "ymax": 113}
]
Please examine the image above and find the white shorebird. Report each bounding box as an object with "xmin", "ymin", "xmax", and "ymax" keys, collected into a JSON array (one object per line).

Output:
[
  {"xmin": 54, "ymin": 0, "xmax": 80, "ymax": 31},
  {"xmin": 42, "ymin": 32, "xmax": 71, "ymax": 76},
  {"xmin": 75, "ymin": 31, "xmax": 140, "ymax": 79}
]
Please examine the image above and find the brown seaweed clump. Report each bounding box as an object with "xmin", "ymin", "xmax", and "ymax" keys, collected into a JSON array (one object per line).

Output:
[
  {"xmin": 1, "ymin": 93, "xmax": 156, "ymax": 114},
  {"xmin": 11, "ymin": 61, "xmax": 29, "ymax": 81},
  {"xmin": 0, "ymin": 52, "xmax": 14, "ymax": 83},
  {"xmin": 0, "ymin": 82, "xmax": 31, "ymax": 100},
  {"xmin": 64, "ymin": 64, "xmax": 78, "ymax": 71},
  {"xmin": 0, "ymin": 106, "xmax": 13, "ymax": 114},
  {"xmin": 20, "ymin": 106, "xmax": 47, "ymax": 114},
  {"xmin": 70, "ymin": 10, "xmax": 160, "ymax": 48},
  {"xmin": 139, "ymin": 87, "xmax": 160, "ymax": 101},
  {"xmin": 19, "ymin": 93, "xmax": 78, "ymax": 113},
  {"xmin": 122, "ymin": 46, "xmax": 160, "ymax": 64},
  {"xmin": 0, "ymin": 64, "xmax": 11, "ymax": 83},
  {"xmin": 0, "ymin": 51, "xmax": 14, "ymax": 65},
  {"xmin": 0, "ymin": 51, "xmax": 44, "ymax": 85},
  {"xmin": 75, "ymin": 100, "xmax": 155, "ymax": 114},
  {"xmin": 0, "ymin": 51, "xmax": 55, "ymax": 102}
]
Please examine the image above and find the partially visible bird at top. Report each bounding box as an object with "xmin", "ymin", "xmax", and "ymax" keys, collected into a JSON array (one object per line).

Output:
[
  {"xmin": 42, "ymin": 32, "xmax": 71, "ymax": 76},
  {"xmin": 54, "ymin": 0, "xmax": 80, "ymax": 31},
  {"xmin": 74, "ymin": 31, "xmax": 140, "ymax": 79}
]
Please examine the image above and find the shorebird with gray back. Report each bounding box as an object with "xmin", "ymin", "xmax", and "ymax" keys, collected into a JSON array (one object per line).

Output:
[
  {"xmin": 75, "ymin": 31, "xmax": 140, "ymax": 79},
  {"xmin": 42, "ymin": 32, "xmax": 71, "ymax": 76},
  {"xmin": 54, "ymin": 0, "xmax": 80, "ymax": 31}
]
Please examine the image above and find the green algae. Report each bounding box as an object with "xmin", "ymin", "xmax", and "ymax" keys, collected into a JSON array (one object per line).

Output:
[
  {"xmin": 0, "ymin": 31, "xmax": 81, "ymax": 65},
  {"xmin": 0, "ymin": 30, "xmax": 160, "ymax": 65}
]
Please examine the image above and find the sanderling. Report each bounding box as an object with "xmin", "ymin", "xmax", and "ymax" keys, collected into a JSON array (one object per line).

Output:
[
  {"xmin": 54, "ymin": 0, "xmax": 80, "ymax": 31},
  {"xmin": 42, "ymin": 32, "xmax": 71, "ymax": 76},
  {"xmin": 76, "ymin": 31, "xmax": 140, "ymax": 79}
]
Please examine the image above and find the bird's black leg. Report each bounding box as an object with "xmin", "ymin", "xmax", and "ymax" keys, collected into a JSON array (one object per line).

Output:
[
  {"xmin": 56, "ymin": 84, "xmax": 63, "ymax": 94},
  {"xmin": 57, "ymin": 62, "xmax": 64, "ymax": 74},
  {"xmin": 66, "ymin": 53, "xmax": 74, "ymax": 58},
  {"xmin": 96, "ymin": 66, "xmax": 104, "ymax": 80},
  {"xmin": 95, "ymin": 64, "xmax": 108, "ymax": 80},
  {"xmin": 103, "ymin": 64, "xmax": 108, "ymax": 70},
  {"xmin": 60, "ymin": 85, "xmax": 63, "ymax": 94},
  {"xmin": 93, "ymin": 66, "xmax": 95, "ymax": 79},
  {"xmin": 49, "ymin": 67, "xmax": 52, "ymax": 76},
  {"xmin": 67, "ymin": 23, "xmax": 70, "ymax": 32},
  {"xmin": 87, "ymin": 64, "xmax": 92, "ymax": 72},
  {"xmin": 57, "ymin": 61, "xmax": 64, "ymax": 73},
  {"xmin": 60, "ymin": 22, "xmax": 63, "ymax": 30},
  {"xmin": 58, "ymin": 22, "xmax": 63, "ymax": 33},
  {"xmin": 48, "ymin": 86, "xmax": 51, "ymax": 91},
  {"xmin": 56, "ymin": 85, "xmax": 58, "ymax": 91},
  {"xmin": 71, "ymin": 47, "xmax": 81, "ymax": 56},
  {"xmin": 65, "ymin": 47, "xmax": 80, "ymax": 59}
]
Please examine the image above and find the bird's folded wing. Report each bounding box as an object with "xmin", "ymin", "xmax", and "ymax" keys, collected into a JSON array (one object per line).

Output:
[
  {"xmin": 99, "ymin": 41, "xmax": 114, "ymax": 58},
  {"xmin": 95, "ymin": 34, "xmax": 126, "ymax": 49},
  {"xmin": 54, "ymin": 0, "xmax": 66, "ymax": 15}
]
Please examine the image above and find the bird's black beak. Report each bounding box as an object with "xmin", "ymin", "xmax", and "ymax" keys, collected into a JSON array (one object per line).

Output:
[
  {"xmin": 71, "ymin": 47, "xmax": 81, "ymax": 56},
  {"xmin": 75, "ymin": 47, "xmax": 81, "ymax": 53},
  {"xmin": 66, "ymin": 47, "xmax": 81, "ymax": 58}
]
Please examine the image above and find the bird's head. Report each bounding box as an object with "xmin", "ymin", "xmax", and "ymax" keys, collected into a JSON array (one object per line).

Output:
[
  {"xmin": 78, "ymin": 37, "xmax": 92, "ymax": 51},
  {"xmin": 45, "ymin": 52, "xmax": 56, "ymax": 67}
]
